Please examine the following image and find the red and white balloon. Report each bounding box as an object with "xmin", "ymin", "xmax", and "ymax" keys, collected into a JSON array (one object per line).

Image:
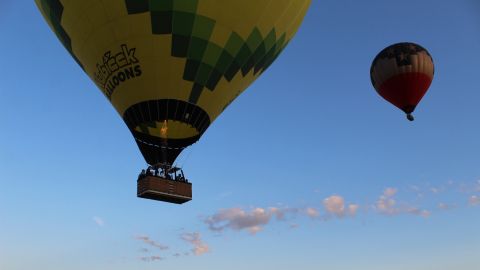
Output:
[{"xmin": 370, "ymin": 42, "xmax": 434, "ymax": 121}]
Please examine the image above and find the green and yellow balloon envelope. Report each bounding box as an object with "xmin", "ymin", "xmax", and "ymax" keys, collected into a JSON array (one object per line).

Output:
[{"xmin": 35, "ymin": 0, "xmax": 311, "ymax": 165}]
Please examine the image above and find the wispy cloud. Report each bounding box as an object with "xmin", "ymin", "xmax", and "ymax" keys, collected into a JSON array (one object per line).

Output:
[
  {"xmin": 181, "ymin": 232, "xmax": 210, "ymax": 256},
  {"xmin": 204, "ymin": 207, "xmax": 284, "ymax": 234},
  {"xmin": 136, "ymin": 179, "xmax": 480, "ymax": 259},
  {"xmin": 376, "ymin": 188, "xmax": 398, "ymax": 215},
  {"xmin": 374, "ymin": 188, "xmax": 430, "ymax": 217},
  {"xmin": 406, "ymin": 207, "xmax": 431, "ymax": 218},
  {"xmin": 305, "ymin": 207, "xmax": 320, "ymax": 218},
  {"xmin": 93, "ymin": 216, "xmax": 105, "ymax": 227},
  {"xmin": 289, "ymin": 223, "xmax": 300, "ymax": 229},
  {"xmin": 203, "ymin": 200, "xmax": 361, "ymax": 235},
  {"xmin": 135, "ymin": 235, "xmax": 169, "ymax": 250},
  {"xmin": 202, "ymin": 182, "xmax": 480, "ymax": 236},
  {"xmin": 458, "ymin": 180, "xmax": 480, "ymax": 194},
  {"xmin": 139, "ymin": 256, "xmax": 163, "ymax": 262},
  {"xmin": 438, "ymin": 202, "xmax": 456, "ymax": 210},
  {"xmin": 348, "ymin": 204, "xmax": 360, "ymax": 216},
  {"xmin": 469, "ymin": 195, "xmax": 480, "ymax": 206},
  {"xmin": 472, "ymin": 180, "xmax": 480, "ymax": 193},
  {"xmin": 384, "ymin": 188, "xmax": 398, "ymax": 197}
]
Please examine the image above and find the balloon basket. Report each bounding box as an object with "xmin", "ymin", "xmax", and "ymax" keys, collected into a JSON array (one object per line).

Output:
[{"xmin": 137, "ymin": 176, "xmax": 192, "ymax": 204}]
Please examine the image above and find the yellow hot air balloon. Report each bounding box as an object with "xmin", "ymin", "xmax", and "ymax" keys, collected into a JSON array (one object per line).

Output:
[{"xmin": 35, "ymin": 0, "xmax": 311, "ymax": 203}]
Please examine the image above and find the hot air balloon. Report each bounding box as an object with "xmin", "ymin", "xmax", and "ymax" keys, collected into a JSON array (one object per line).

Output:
[
  {"xmin": 35, "ymin": 0, "xmax": 311, "ymax": 203},
  {"xmin": 370, "ymin": 42, "xmax": 434, "ymax": 121}
]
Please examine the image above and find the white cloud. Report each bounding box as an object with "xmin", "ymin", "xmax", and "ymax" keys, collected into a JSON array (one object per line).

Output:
[
  {"xmin": 135, "ymin": 235, "xmax": 169, "ymax": 250},
  {"xmin": 323, "ymin": 195, "xmax": 345, "ymax": 216},
  {"xmin": 181, "ymin": 232, "xmax": 210, "ymax": 256},
  {"xmin": 322, "ymin": 195, "xmax": 359, "ymax": 218}
]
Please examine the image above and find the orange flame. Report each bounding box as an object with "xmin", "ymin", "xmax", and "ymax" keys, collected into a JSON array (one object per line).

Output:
[{"xmin": 160, "ymin": 120, "xmax": 168, "ymax": 138}]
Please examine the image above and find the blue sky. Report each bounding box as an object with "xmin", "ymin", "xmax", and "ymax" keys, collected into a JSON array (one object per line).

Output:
[{"xmin": 1, "ymin": 1, "xmax": 480, "ymax": 269}]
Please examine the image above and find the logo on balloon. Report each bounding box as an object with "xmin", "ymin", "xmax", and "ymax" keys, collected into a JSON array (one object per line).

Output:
[{"xmin": 94, "ymin": 44, "xmax": 143, "ymax": 99}]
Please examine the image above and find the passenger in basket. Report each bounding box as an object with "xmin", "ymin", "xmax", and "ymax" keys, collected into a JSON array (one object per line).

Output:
[
  {"xmin": 138, "ymin": 169, "xmax": 146, "ymax": 180},
  {"xmin": 146, "ymin": 167, "xmax": 153, "ymax": 176}
]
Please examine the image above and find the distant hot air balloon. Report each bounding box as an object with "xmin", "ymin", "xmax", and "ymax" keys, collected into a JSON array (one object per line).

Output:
[
  {"xmin": 35, "ymin": 0, "xmax": 311, "ymax": 203},
  {"xmin": 370, "ymin": 42, "xmax": 434, "ymax": 121}
]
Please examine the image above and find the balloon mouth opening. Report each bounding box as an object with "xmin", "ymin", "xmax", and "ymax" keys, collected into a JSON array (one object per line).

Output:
[{"xmin": 133, "ymin": 120, "xmax": 200, "ymax": 140}]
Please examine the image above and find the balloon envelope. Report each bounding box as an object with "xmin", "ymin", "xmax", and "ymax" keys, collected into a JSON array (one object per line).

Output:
[
  {"xmin": 35, "ymin": 0, "xmax": 311, "ymax": 165},
  {"xmin": 370, "ymin": 42, "xmax": 434, "ymax": 120}
]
